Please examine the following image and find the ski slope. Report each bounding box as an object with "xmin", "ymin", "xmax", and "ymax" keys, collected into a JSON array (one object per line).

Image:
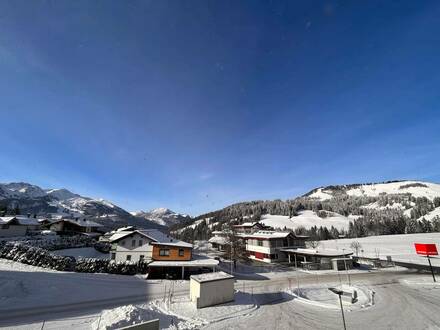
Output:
[{"xmin": 260, "ymin": 210, "xmax": 352, "ymax": 231}]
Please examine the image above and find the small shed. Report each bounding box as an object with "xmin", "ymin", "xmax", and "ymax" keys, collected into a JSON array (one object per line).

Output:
[{"xmin": 190, "ymin": 271, "xmax": 235, "ymax": 308}]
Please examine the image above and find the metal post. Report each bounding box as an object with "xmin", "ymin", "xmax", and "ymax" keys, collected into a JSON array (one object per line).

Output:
[
  {"xmin": 338, "ymin": 294, "xmax": 347, "ymax": 330},
  {"xmin": 294, "ymin": 253, "xmax": 300, "ymax": 292},
  {"xmin": 230, "ymin": 241, "xmax": 233, "ymax": 274},
  {"xmin": 427, "ymin": 256, "xmax": 436, "ymax": 282}
]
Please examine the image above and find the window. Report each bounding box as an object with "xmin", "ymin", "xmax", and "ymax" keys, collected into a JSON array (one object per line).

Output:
[
  {"xmin": 131, "ymin": 240, "xmax": 136, "ymax": 247},
  {"xmin": 111, "ymin": 253, "xmax": 116, "ymax": 260},
  {"xmin": 126, "ymin": 255, "xmax": 131, "ymax": 261},
  {"xmin": 120, "ymin": 240, "xmax": 125, "ymax": 246},
  {"xmin": 179, "ymin": 248, "xmax": 184, "ymax": 256},
  {"xmin": 138, "ymin": 240, "xmax": 143, "ymax": 247},
  {"xmin": 139, "ymin": 255, "xmax": 144, "ymax": 261},
  {"xmin": 159, "ymin": 249, "xmax": 170, "ymax": 256},
  {"xmin": 1, "ymin": 225, "xmax": 9, "ymax": 229},
  {"xmin": 257, "ymin": 240, "xmax": 263, "ymax": 246}
]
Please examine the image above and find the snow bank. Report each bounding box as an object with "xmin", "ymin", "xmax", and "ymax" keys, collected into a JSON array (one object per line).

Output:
[{"xmin": 93, "ymin": 303, "xmax": 204, "ymax": 330}]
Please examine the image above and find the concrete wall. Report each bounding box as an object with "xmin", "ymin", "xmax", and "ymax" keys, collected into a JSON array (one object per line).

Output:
[
  {"xmin": 0, "ymin": 225, "xmax": 27, "ymax": 237},
  {"xmin": 190, "ymin": 278, "xmax": 235, "ymax": 308}
]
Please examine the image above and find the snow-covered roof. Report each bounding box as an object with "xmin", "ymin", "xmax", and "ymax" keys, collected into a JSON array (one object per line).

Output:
[
  {"xmin": 208, "ymin": 236, "xmax": 228, "ymax": 245},
  {"xmin": 233, "ymin": 222, "xmax": 262, "ymax": 228},
  {"xmin": 245, "ymin": 230, "xmax": 294, "ymax": 239},
  {"xmin": 211, "ymin": 230, "xmax": 226, "ymax": 235},
  {"xmin": 0, "ymin": 216, "xmax": 40, "ymax": 226},
  {"xmin": 51, "ymin": 218, "xmax": 103, "ymax": 228},
  {"xmin": 281, "ymin": 248, "xmax": 353, "ymax": 258},
  {"xmin": 191, "ymin": 271, "xmax": 234, "ymax": 283},
  {"xmin": 109, "ymin": 229, "xmax": 193, "ymax": 248}
]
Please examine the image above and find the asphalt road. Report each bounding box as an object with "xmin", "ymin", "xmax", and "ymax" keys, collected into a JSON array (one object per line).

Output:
[{"xmin": 0, "ymin": 270, "xmax": 440, "ymax": 329}]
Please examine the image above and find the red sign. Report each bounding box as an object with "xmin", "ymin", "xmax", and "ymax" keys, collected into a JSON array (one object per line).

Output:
[{"xmin": 415, "ymin": 243, "xmax": 438, "ymax": 256}]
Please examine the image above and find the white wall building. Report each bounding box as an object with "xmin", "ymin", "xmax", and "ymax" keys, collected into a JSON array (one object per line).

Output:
[
  {"xmin": 245, "ymin": 231, "xmax": 307, "ymax": 263},
  {"xmin": 190, "ymin": 271, "xmax": 235, "ymax": 308},
  {"xmin": 109, "ymin": 229, "xmax": 193, "ymax": 263}
]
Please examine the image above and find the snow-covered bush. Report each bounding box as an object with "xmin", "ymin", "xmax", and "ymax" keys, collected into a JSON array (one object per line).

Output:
[
  {"xmin": 0, "ymin": 241, "xmax": 75, "ymax": 271},
  {"xmin": 75, "ymin": 258, "xmax": 149, "ymax": 275},
  {"xmin": 0, "ymin": 241, "xmax": 149, "ymax": 275}
]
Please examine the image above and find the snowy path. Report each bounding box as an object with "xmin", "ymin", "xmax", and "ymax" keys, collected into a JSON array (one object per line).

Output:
[{"xmin": 206, "ymin": 275, "xmax": 440, "ymax": 330}]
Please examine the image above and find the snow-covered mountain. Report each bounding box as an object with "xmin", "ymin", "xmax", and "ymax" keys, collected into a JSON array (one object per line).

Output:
[
  {"xmin": 0, "ymin": 182, "xmax": 165, "ymax": 231},
  {"xmin": 131, "ymin": 208, "xmax": 191, "ymax": 227}
]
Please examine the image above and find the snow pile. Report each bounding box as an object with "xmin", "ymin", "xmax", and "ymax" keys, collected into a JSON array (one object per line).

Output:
[
  {"xmin": 260, "ymin": 210, "xmax": 351, "ymax": 231},
  {"xmin": 93, "ymin": 303, "xmax": 203, "ymax": 330}
]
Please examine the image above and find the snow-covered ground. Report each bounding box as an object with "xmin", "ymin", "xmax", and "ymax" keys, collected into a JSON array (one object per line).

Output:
[
  {"xmin": 287, "ymin": 284, "xmax": 372, "ymax": 311},
  {"xmin": 346, "ymin": 181, "xmax": 440, "ymax": 201},
  {"xmin": 51, "ymin": 247, "xmax": 109, "ymax": 259},
  {"xmin": 260, "ymin": 210, "xmax": 351, "ymax": 231},
  {"xmin": 319, "ymin": 233, "xmax": 440, "ymax": 267}
]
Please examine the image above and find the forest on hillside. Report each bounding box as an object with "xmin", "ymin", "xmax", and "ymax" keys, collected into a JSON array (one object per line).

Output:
[{"xmin": 174, "ymin": 193, "xmax": 440, "ymax": 243}]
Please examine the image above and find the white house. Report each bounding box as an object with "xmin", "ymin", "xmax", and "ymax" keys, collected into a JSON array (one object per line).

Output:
[
  {"xmin": 0, "ymin": 216, "xmax": 40, "ymax": 238},
  {"xmin": 245, "ymin": 230, "xmax": 307, "ymax": 263},
  {"xmin": 190, "ymin": 272, "xmax": 235, "ymax": 308},
  {"xmin": 108, "ymin": 229, "xmax": 193, "ymax": 263},
  {"xmin": 208, "ymin": 231, "xmax": 228, "ymax": 251}
]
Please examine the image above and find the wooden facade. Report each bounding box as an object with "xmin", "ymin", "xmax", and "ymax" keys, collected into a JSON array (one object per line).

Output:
[{"xmin": 152, "ymin": 244, "xmax": 192, "ymax": 261}]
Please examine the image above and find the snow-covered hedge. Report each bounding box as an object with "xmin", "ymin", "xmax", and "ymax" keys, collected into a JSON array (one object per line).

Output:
[
  {"xmin": 0, "ymin": 241, "xmax": 75, "ymax": 271},
  {"xmin": 75, "ymin": 258, "xmax": 149, "ymax": 275},
  {"xmin": 0, "ymin": 241, "xmax": 149, "ymax": 275}
]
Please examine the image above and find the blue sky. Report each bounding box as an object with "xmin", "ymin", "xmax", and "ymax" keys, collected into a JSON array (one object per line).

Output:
[{"xmin": 1, "ymin": 1, "xmax": 440, "ymax": 215}]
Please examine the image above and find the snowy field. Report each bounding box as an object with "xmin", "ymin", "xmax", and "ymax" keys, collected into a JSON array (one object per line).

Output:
[
  {"xmin": 260, "ymin": 210, "xmax": 352, "ymax": 231},
  {"xmin": 51, "ymin": 247, "xmax": 109, "ymax": 259},
  {"xmin": 319, "ymin": 233, "xmax": 440, "ymax": 267}
]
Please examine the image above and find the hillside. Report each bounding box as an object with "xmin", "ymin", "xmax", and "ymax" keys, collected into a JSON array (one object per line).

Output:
[
  {"xmin": 0, "ymin": 182, "xmax": 165, "ymax": 231},
  {"xmin": 174, "ymin": 180, "xmax": 440, "ymax": 242}
]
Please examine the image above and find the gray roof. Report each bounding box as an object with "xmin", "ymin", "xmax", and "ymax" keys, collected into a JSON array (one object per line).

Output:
[
  {"xmin": 109, "ymin": 229, "xmax": 193, "ymax": 248},
  {"xmin": 281, "ymin": 248, "xmax": 353, "ymax": 258},
  {"xmin": 191, "ymin": 271, "xmax": 234, "ymax": 283},
  {"xmin": 51, "ymin": 218, "xmax": 103, "ymax": 228},
  {"xmin": 0, "ymin": 216, "xmax": 40, "ymax": 226}
]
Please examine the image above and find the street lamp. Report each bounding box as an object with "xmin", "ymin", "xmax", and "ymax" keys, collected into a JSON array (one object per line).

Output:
[{"xmin": 328, "ymin": 287, "xmax": 347, "ymax": 330}]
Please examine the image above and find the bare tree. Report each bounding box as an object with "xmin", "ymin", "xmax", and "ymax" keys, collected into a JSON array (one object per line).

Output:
[{"xmin": 350, "ymin": 241, "xmax": 362, "ymax": 256}]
